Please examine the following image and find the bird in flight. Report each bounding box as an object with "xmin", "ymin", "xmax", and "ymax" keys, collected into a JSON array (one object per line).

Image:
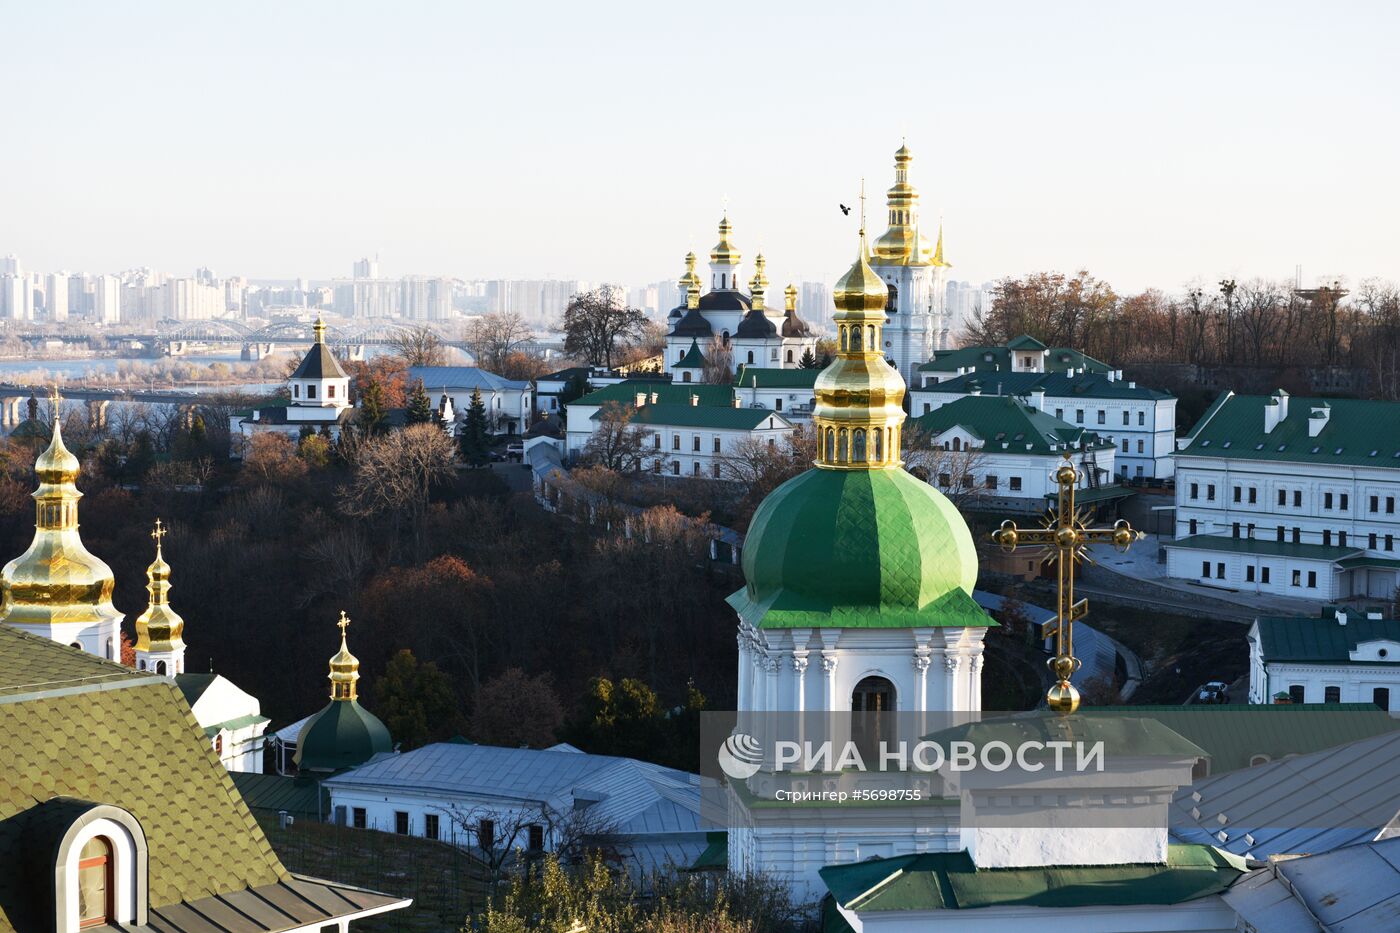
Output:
[{"xmin": 839, "ymin": 204, "xmax": 851, "ymax": 216}]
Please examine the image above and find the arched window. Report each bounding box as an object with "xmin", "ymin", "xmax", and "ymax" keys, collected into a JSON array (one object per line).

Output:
[
  {"xmin": 952, "ymin": 437, "xmax": 961, "ymax": 451},
  {"xmin": 722, "ymin": 330, "xmax": 730, "ymax": 348},
  {"xmin": 852, "ymin": 676, "xmax": 895, "ymax": 712},
  {"xmin": 77, "ymin": 836, "xmax": 113, "ymax": 928},
  {"xmin": 838, "ymin": 429, "xmax": 848, "ymax": 463},
  {"xmin": 867, "ymin": 325, "xmax": 876, "ymax": 348},
  {"xmin": 852, "ymin": 429, "xmax": 866, "ymax": 463},
  {"xmin": 852, "ymin": 676, "xmax": 896, "ymax": 761},
  {"xmin": 138, "ymin": 660, "xmax": 146, "ymax": 671},
  {"xmin": 786, "ymin": 350, "xmax": 793, "ymax": 363},
  {"xmin": 214, "ymin": 733, "xmax": 223, "ymax": 757},
  {"xmin": 873, "ymin": 427, "xmax": 883, "ymax": 463},
  {"xmin": 839, "ymin": 327, "xmax": 848, "ymax": 352},
  {"xmin": 104, "ymin": 638, "xmax": 113, "ymax": 660},
  {"xmin": 155, "ymin": 660, "xmax": 166, "ymax": 675},
  {"xmin": 850, "ymin": 327, "xmax": 862, "ymax": 351},
  {"xmin": 747, "ymin": 351, "xmax": 754, "ymax": 364},
  {"xmin": 70, "ymin": 642, "xmax": 82, "ymax": 651},
  {"xmin": 886, "ymin": 283, "xmax": 898, "ymax": 313}
]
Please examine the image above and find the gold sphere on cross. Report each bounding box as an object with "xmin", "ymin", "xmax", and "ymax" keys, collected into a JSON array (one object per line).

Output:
[
  {"xmin": 1046, "ymin": 680, "xmax": 1081, "ymax": 714},
  {"xmin": 1055, "ymin": 524, "xmax": 1078, "ymax": 549},
  {"xmin": 994, "ymin": 520, "xmax": 1018, "ymax": 551},
  {"xmin": 1055, "ymin": 463, "xmax": 1078, "ymax": 485},
  {"xmin": 1048, "ymin": 655, "xmax": 1078, "ymax": 680}
]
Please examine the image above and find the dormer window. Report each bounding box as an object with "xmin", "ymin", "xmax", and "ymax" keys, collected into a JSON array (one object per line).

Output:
[
  {"xmin": 77, "ymin": 837, "xmax": 112, "ymax": 928},
  {"xmin": 52, "ymin": 803, "xmax": 148, "ymax": 931}
]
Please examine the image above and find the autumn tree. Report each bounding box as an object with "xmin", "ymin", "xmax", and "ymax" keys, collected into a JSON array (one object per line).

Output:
[
  {"xmin": 343, "ymin": 423, "xmax": 456, "ymax": 560},
  {"xmin": 469, "ymin": 667, "xmax": 564, "ymax": 748},
  {"xmin": 562, "ymin": 285, "xmax": 649, "ymax": 369},
  {"xmin": 371, "ymin": 649, "xmax": 465, "ymax": 750},
  {"xmin": 580, "ymin": 402, "xmax": 652, "ymax": 472},
  {"xmin": 464, "ymin": 312, "xmax": 533, "ymax": 374},
  {"xmin": 344, "ymin": 355, "xmax": 408, "ymax": 408},
  {"xmin": 390, "ymin": 324, "xmax": 447, "ymax": 367},
  {"xmin": 242, "ymin": 432, "xmax": 308, "ymax": 485}
]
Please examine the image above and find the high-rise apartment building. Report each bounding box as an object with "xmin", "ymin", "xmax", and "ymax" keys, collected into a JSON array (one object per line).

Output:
[
  {"xmin": 352, "ymin": 257, "xmax": 380, "ymax": 279},
  {"xmin": 44, "ymin": 273, "xmax": 68, "ymax": 322},
  {"xmin": 95, "ymin": 274, "xmax": 122, "ymax": 324}
]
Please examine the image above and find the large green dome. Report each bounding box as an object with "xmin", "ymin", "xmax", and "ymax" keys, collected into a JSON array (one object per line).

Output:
[
  {"xmin": 727, "ymin": 468, "xmax": 985, "ymax": 629},
  {"xmin": 294, "ymin": 699, "xmax": 392, "ymax": 774}
]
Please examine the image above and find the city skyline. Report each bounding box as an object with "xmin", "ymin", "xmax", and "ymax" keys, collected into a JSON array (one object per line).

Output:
[{"xmin": 2, "ymin": 2, "xmax": 1396, "ymax": 293}]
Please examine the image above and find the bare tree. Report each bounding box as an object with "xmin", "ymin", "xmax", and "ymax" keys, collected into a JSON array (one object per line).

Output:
[
  {"xmin": 580, "ymin": 402, "xmax": 653, "ymax": 472},
  {"xmin": 463, "ymin": 312, "xmax": 533, "ymax": 374},
  {"xmin": 562, "ymin": 285, "xmax": 648, "ymax": 369},
  {"xmin": 701, "ymin": 336, "xmax": 733, "ymax": 384},
  {"xmin": 391, "ymin": 324, "xmax": 447, "ymax": 367},
  {"xmin": 342, "ymin": 423, "xmax": 456, "ymax": 560},
  {"xmin": 440, "ymin": 800, "xmax": 620, "ymax": 892},
  {"xmin": 902, "ymin": 424, "xmax": 988, "ymax": 508}
]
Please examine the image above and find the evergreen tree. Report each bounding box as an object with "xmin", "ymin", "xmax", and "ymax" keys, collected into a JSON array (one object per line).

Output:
[
  {"xmin": 405, "ymin": 378, "xmax": 434, "ymax": 425},
  {"xmin": 798, "ymin": 347, "xmax": 819, "ymax": 369},
  {"xmin": 459, "ymin": 388, "xmax": 490, "ymax": 467},
  {"xmin": 371, "ymin": 649, "xmax": 464, "ymax": 751},
  {"xmin": 358, "ymin": 376, "xmax": 388, "ymax": 434}
]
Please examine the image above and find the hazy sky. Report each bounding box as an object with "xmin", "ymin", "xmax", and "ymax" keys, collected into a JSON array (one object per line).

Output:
[{"xmin": 3, "ymin": 1, "xmax": 1397, "ymax": 293}]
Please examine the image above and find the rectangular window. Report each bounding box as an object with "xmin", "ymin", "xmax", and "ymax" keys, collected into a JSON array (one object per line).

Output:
[
  {"xmin": 1234, "ymin": 487, "xmax": 1242, "ymax": 503},
  {"xmin": 1292, "ymin": 569, "xmax": 1301, "ymax": 587},
  {"xmin": 1388, "ymin": 496, "xmax": 1395, "ymax": 514},
  {"xmin": 425, "ymin": 814, "xmax": 440, "ymax": 840},
  {"xmin": 353, "ymin": 808, "xmax": 366, "ymax": 829},
  {"xmin": 1278, "ymin": 488, "xmax": 1287, "ymax": 506},
  {"xmin": 1055, "ymin": 408, "xmax": 1064, "ymax": 420},
  {"xmin": 293, "ymin": 384, "xmax": 300, "ymax": 398},
  {"xmin": 1261, "ymin": 566, "xmax": 1271, "ymax": 584},
  {"xmin": 395, "ymin": 812, "xmax": 409, "ymax": 835},
  {"xmin": 653, "ymin": 434, "xmax": 661, "ymax": 449},
  {"xmin": 1340, "ymin": 531, "xmax": 1347, "ymax": 547},
  {"xmin": 1138, "ymin": 411, "xmax": 1145, "ymax": 426},
  {"xmin": 692, "ymin": 435, "xmax": 700, "ymax": 452},
  {"xmin": 1388, "ymin": 535, "xmax": 1395, "ymax": 552},
  {"xmin": 1325, "ymin": 492, "xmax": 1333, "ymax": 509},
  {"xmin": 1294, "ymin": 490, "xmax": 1302, "ymax": 507},
  {"xmin": 671, "ymin": 461, "xmax": 679, "ymax": 475},
  {"xmin": 1341, "ymin": 493, "xmax": 1349, "ymax": 510},
  {"xmin": 1370, "ymin": 533, "xmax": 1378, "ymax": 550},
  {"xmin": 923, "ymin": 403, "xmax": 930, "ymax": 413},
  {"xmin": 1307, "ymin": 570, "xmax": 1317, "ymax": 588},
  {"xmin": 328, "ymin": 385, "xmax": 336, "ymax": 399},
  {"xmin": 1122, "ymin": 439, "xmax": 1129, "ymax": 453},
  {"xmin": 1323, "ymin": 530, "xmax": 1332, "ymax": 546},
  {"xmin": 479, "ymin": 819, "xmax": 495, "ymax": 850},
  {"xmin": 938, "ymin": 472, "xmax": 951, "ymax": 487},
  {"xmin": 1246, "ymin": 565, "xmax": 1255, "ymax": 582},
  {"xmin": 1009, "ymin": 476, "xmax": 1022, "ymax": 492},
  {"xmin": 1216, "ymin": 562, "xmax": 1225, "ymax": 579},
  {"xmin": 1277, "ymin": 525, "xmax": 1285, "ymax": 542},
  {"xmin": 1289, "ymin": 684, "xmax": 1305, "ymax": 703},
  {"xmin": 1075, "ymin": 409, "xmax": 1084, "ymax": 423},
  {"xmin": 1375, "ymin": 687, "xmax": 1392, "ymax": 711},
  {"xmin": 1190, "ymin": 483, "xmax": 1199, "ymax": 500},
  {"xmin": 713, "ymin": 436, "xmax": 721, "ymax": 453},
  {"xmin": 986, "ymin": 475, "xmax": 998, "ymax": 490},
  {"xmin": 692, "ymin": 461, "xmax": 700, "ymax": 475},
  {"xmin": 1249, "ymin": 487, "xmax": 1257, "ymax": 504},
  {"xmin": 712, "ymin": 462, "xmax": 720, "ymax": 478},
  {"xmin": 1207, "ymin": 484, "xmax": 1216, "ymax": 501},
  {"xmin": 672, "ymin": 434, "xmax": 680, "ymax": 450},
  {"xmin": 1371, "ymin": 495, "xmax": 1379, "ymax": 513},
  {"xmin": 1324, "ymin": 685, "xmax": 1340, "ymax": 703},
  {"xmin": 308, "ymin": 385, "xmax": 317, "ymax": 399},
  {"xmin": 1232, "ymin": 522, "xmax": 1240, "ymax": 538},
  {"xmin": 1122, "ymin": 410, "xmax": 1130, "ymax": 425},
  {"xmin": 775, "ymin": 397, "xmax": 782, "ymax": 410},
  {"xmin": 1189, "ymin": 518, "xmax": 1198, "ymax": 535},
  {"xmin": 528, "ymin": 824, "xmax": 545, "ymax": 851},
  {"xmin": 334, "ymin": 806, "xmax": 347, "ymax": 826},
  {"xmin": 1097, "ymin": 410, "xmax": 1105, "ymax": 425},
  {"xmin": 1293, "ymin": 527, "xmax": 1301, "ymax": 544},
  {"xmin": 1137, "ymin": 439, "xmax": 1144, "ymax": 454},
  {"xmin": 1201, "ymin": 560, "xmax": 1211, "ymax": 578}
]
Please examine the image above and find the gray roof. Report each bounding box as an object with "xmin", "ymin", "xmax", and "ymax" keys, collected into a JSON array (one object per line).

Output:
[
  {"xmin": 1224, "ymin": 837, "xmax": 1400, "ymax": 932},
  {"xmin": 408, "ymin": 366, "xmax": 529, "ymax": 392},
  {"xmin": 290, "ymin": 342, "xmax": 348, "ymax": 380},
  {"xmin": 1171, "ymin": 730, "xmax": 1400, "ymax": 860}
]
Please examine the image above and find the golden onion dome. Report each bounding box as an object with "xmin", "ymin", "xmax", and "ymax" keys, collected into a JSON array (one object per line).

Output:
[
  {"xmin": 709, "ymin": 214, "xmax": 741, "ymax": 267},
  {"xmin": 832, "ymin": 239, "xmax": 890, "ymax": 316},
  {"xmin": 678, "ymin": 252, "xmax": 701, "ymax": 292},
  {"xmin": 871, "ymin": 143, "xmax": 933, "ymax": 266},
  {"xmin": 328, "ymin": 611, "xmax": 361, "ymax": 700},
  {"xmin": 749, "ymin": 253, "xmax": 769, "ymax": 309},
  {"xmin": 0, "ymin": 403, "xmax": 122, "ymax": 634},
  {"xmin": 784, "ymin": 283, "xmax": 798, "ymax": 312},
  {"xmin": 134, "ymin": 519, "xmax": 184, "ymax": 654}
]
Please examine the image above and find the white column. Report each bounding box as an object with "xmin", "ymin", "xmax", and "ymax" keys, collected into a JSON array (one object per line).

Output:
[
  {"xmin": 969, "ymin": 653, "xmax": 984, "ymax": 711},
  {"xmin": 736, "ymin": 631, "xmax": 751, "ymax": 712},
  {"xmin": 913, "ymin": 650, "xmax": 932, "ymax": 712},
  {"xmin": 821, "ymin": 651, "xmax": 839, "ymax": 711},
  {"xmin": 792, "ymin": 651, "xmax": 809, "ymax": 713},
  {"xmin": 942, "ymin": 653, "xmax": 961, "ymax": 710}
]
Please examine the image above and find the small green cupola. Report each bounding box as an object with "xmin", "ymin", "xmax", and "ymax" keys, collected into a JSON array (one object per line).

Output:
[
  {"xmin": 674, "ymin": 338, "xmax": 708, "ymax": 383},
  {"xmin": 295, "ymin": 612, "xmax": 392, "ymax": 774}
]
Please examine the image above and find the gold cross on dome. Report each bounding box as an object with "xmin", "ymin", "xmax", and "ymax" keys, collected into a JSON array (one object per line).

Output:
[
  {"xmin": 151, "ymin": 518, "xmax": 167, "ymax": 547},
  {"xmin": 991, "ymin": 452, "xmax": 1143, "ymax": 714},
  {"xmin": 338, "ymin": 610, "xmax": 351, "ymax": 637}
]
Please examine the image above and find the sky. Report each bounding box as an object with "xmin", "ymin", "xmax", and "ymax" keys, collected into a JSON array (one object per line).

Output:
[{"xmin": 2, "ymin": 1, "xmax": 1397, "ymax": 294}]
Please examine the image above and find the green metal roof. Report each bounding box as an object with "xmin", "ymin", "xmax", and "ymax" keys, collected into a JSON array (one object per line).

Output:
[
  {"xmin": 1007, "ymin": 334, "xmax": 1049, "ymax": 350},
  {"xmin": 294, "ymin": 698, "xmax": 392, "ymax": 773},
  {"xmin": 1338, "ymin": 555, "xmax": 1400, "ymax": 570},
  {"xmin": 919, "ymin": 343, "xmax": 1110, "ymax": 375},
  {"xmin": 605, "ymin": 403, "xmax": 786, "ymax": 431},
  {"xmin": 577, "ymin": 380, "xmax": 734, "ymax": 408},
  {"xmin": 732, "ymin": 366, "xmax": 821, "ymax": 389},
  {"xmin": 1162, "ymin": 534, "xmax": 1361, "ymax": 563},
  {"xmin": 676, "ymin": 339, "xmax": 707, "ymax": 369},
  {"xmin": 919, "ymin": 369, "xmax": 1172, "ymax": 401},
  {"xmin": 1255, "ymin": 614, "xmax": 1400, "ymax": 664},
  {"xmin": 820, "ymin": 844, "xmax": 1246, "ymax": 913},
  {"xmin": 1043, "ymin": 485, "xmax": 1135, "ymax": 504},
  {"xmin": 230, "ymin": 772, "xmax": 327, "ymax": 822},
  {"xmin": 729, "ymin": 467, "xmax": 991, "ymax": 630},
  {"xmin": 911, "ymin": 395, "xmax": 1115, "ymax": 455},
  {"xmin": 924, "ymin": 712, "xmax": 1208, "ymax": 760},
  {"xmin": 687, "ymin": 831, "xmax": 728, "ymax": 871},
  {"xmin": 1178, "ymin": 390, "xmax": 1400, "ymax": 466},
  {"xmin": 203, "ymin": 713, "xmax": 271, "ymax": 737},
  {"xmin": 0, "ymin": 626, "xmax": 288, "ymax": 928}
]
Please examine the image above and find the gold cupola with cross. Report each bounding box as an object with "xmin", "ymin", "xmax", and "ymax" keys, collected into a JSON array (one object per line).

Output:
[
  {"xmin": 134, "ymin": 518, "xmax": 186, "ymax": 676},
  {"xmin": 0, "ymin": 388, "xmax": 123, "ymax": 659},
  {"xmin": 812, "ymin": 220, "xmax": 908, "ymax": 470},
  {"xmin": 294, "ymin": 612, "xmax": 392, "ymax": 774},
  {"xmin": 872, "ymin": 143, "xmax": 934, "ymax": 266}
]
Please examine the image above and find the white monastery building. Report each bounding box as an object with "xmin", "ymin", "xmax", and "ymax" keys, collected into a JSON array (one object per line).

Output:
[
  {"xmin": 409, "ymin": 365, "xmax": 533, "ymax": 435},
  {"xmin": 1168, "ymin": 390, "xmax": 1400, "ymax": 601},
  {"xmin": 1247, "ymin": 607, "xmax": 1400, "ymax": 710}
]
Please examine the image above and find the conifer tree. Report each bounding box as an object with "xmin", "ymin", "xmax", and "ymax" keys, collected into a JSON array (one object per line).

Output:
[
  {"xmin": 798, "ymin": 347, "xmax": 819, "ymax": 369},
  {"xmin": 359, "ymin": 376, "xmax": 388, "ymax": 435},
  {"xmin": 460, "ymin": 388, "xmax": 490, "ymax": 467},
  {"xmin": 405, "ymin": 378, "xmax": 434, "ymax": 425}
]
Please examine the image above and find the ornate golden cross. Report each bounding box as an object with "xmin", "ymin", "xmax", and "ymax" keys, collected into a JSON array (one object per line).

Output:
[
  {"xmin": 151, "ymin": 518, "xmax": 167, "ymax": 548},
  {"xmin": 338, "ymin": 610, "xmax": 351, "ymax": 637},
  {"xmin": 992, "ymin": 453, "xmax": 1143, "ymax": 714}
]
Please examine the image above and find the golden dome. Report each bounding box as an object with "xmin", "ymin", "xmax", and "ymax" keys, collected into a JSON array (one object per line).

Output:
[
  {"xmin": 134, "ymin": 519, "xmax": 185, "ymax": 655},
  {"xmin": 678, "ymin": 252, "xmax": 701, "ymax": 292},
  {"xmin": 871, "ymin": 143, "xmax": 934, "ymax": 266},
  {"xmin": 709, "ymin": 214, "xmax": 741, "ymax": 267},
  {"xmin": 0, "ymin": 401, "xmax": 122, "ymax": 633},
  {"xmin": 749, "ymin": 253, "xmax": 769, "ymax": 309},
  {"xmin": 812, "ymin": 234, "xmax": 907, "ymax": 471},
  {"xmin": 328, "ymin": 611, "xmax": 360, "ymax": 701},
  {"xmin": 784, "ymin": 283, "xmax": 798, "ymax": 312}
]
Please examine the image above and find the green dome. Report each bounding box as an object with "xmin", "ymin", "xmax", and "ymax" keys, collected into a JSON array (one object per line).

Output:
[
  {"xmin": 294, "ymin": 699, "xmax": 392, "ymax": 773},
  {"xmin": 727, "ymin": 468, "xmax": 986, "ymax": 629}
]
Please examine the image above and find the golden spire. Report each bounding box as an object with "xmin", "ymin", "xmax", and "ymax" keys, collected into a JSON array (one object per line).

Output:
[
  {"xmin": 313, "ymin": 315, "xmax": 327, "ymax": 344},
  {"xmin": 1, "ymin": 386, "xmax": 122, "ymax": 636},
  {"xmin": 134, "ymin": 518, "xmax": 185, "ymax": 658},
  {"xmin": 709, "ymin": 213, "xmax": 741, "ymax": 269},
  {"xmin": 784, "ymin": 283, "xmax": 798, "ymax": 313},
  {"xmin": 679, "ymin": 251, "xmax": 701, "ymax": 295},
  {"xmin": 931, "ymin": 220, "xmax": 949, "ymax": 267},
  {"xmin": 811, "ymin": 223, "xmax": 907, "ymax": 470},
  {"xmin": 871, "ymin": 143, "xmax": 932, "ymax": 266},
  {"xmin": 328, "ymin": 611, "xmax": 360, "ymax": 701},
  {"xmin": 749, "ymin": 253, "xmax": 768, "ymax": 310}
]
